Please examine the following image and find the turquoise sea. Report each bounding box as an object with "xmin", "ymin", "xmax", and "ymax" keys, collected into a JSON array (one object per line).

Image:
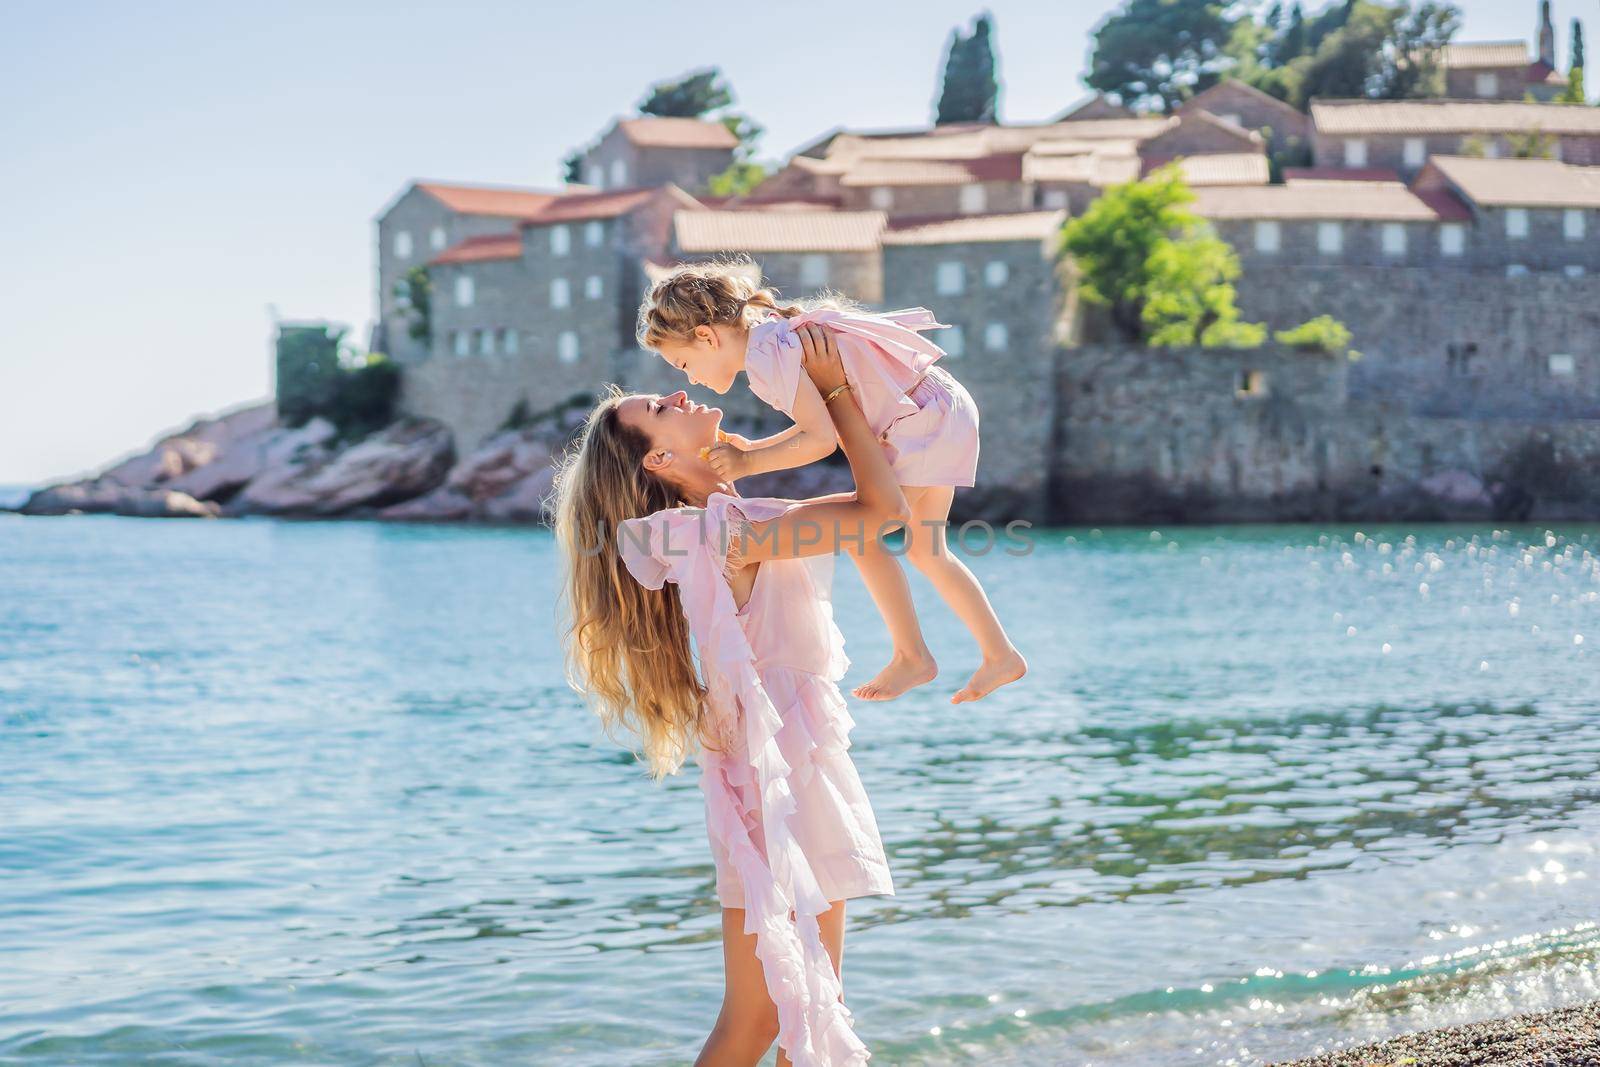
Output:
[{"xmin": 2, "ymin": 513, "xmax": 1598, "ymax": 1065}]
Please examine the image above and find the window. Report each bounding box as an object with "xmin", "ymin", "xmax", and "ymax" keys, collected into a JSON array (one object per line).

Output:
[
  {"xmin": 584, "ymin": 220, "xmax": 605, "ymax": 247},
  {"xmin": 1506, "ymin": 263, "xmax": 1529, "ymax": 277},
  {"xmin": 959, "ymin": 184, "xmax": 986, "ymax": 214},
  {"xmin": 983, "ymin": 322, "xmax": 1009, "ymax": 351},
  {"xmin": 1219, "ymin": 112, "xmax": 1243, "ymax": 128},
  {"xmin": 1565, "ymin": 209, "xmax": 1586, "ymax": 241},
  {"xmin": 585, "ymin": 165, "xmax": 603, "ymax": 187},
  {"xmin": 1440, "ymin": 222, "xmax": 1466, "ymax": 257},
  {"xmin": 550, "ymin": 225, "xmax": 571, "ymax": 255},
  {"xmin": 1505, "ymin": 208, "xmax": 1529, "ymax": 238},
  {"xmin": 1343, "ymin": 139, "xmax": 1368, "ymax": 167},
  {"xmin": 452, "ymin": 330, "xmax": 469, "ymax": 357},
  {"xmin": 799, "ymin": 254, "xmax": 829, "ymax": 287},
  {"xmin": 869, "ymin": 187, "xmax": 894, "ymax": 210},
  {"xmin": 936, "ymin": 261, "xmax": 964, "ymax": 295},
  {"xmin": 1549, "ymin": 353, "xmax": 1576, "ymax": 376},
  {"xmin": 454, "ymin": 274, "xmax": 474, "ymax": 307},
  {"xmin": 1317, "ymin": 221, "xmax": 1344, "ymax": 255},
  {"xmin": 393, "ymin": 230, "xmax": 412, "ymax": 258},
  {"xmin": 942, "ymin": 325, "xmax": 966, "ymax": 356},
  {"xmin": 1484, "ymin": 139, "xmax": 1503, "ymax": 159},
  {"xmin": 1565, "ymin": 264, "xmax": 1587, "ymax": 278},
  {"xmin": 1475, "ymin": 72, "xmax": 1499, "ymax": 97},
  {"xmin": 1403, "ymin": 138, "xmax": 1426, "ymax": 168},
  {"xmin": 1381, "ymin": 223, "xmax": 1407, "ymax": 256},
  {"xmin": 1254, "ymin": 220, "xmax": 1281, "ymax": 253},
  {"xmin": 478, "ymin": 328, "xmax": 494, "ymax": 356},
  {"xmin": 1041, "ymin": 189, "xmax": 1068, "ymax": 210},
  {"xmin": 557, "ymin": 330, "xmax": 580, "ymax": 363},
  {"xmin": 984, "ymin": 260, "xmax": 1009, "ymax": 287},
  {"xmin": 502, "ymin": 328, "xmax": 519, "ymax": 355},
  {"xmin": 609, "ymin": 159, "xmax": 628, "ymax": 187},
  {"xmin": 551, "ymin": 278, "xmax": 571, "ymax": 308},
  {"xmin": 585, "ymin": 274, "xmax": 603, "ymax": 300},
  {"xmin": 429, "ymin": 226, "xmax": 447, "ymax": 251},
  {"xmin": 1237, "ymin": 370, "xmax": 1270, "ymax": 397}
]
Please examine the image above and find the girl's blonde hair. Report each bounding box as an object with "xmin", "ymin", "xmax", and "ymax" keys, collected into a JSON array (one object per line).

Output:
[
  {"xmin": 550, "ymin": 386, "xmax": 705, "ymax": 779},
  {"xmin": 636, "ymin": 259, "xmax": 850, "ymax": 349}
]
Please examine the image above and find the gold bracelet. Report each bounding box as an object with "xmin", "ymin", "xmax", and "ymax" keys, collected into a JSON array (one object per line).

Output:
[{"xmin": 822, "ymin": 382, "xmax": 851, "ymax": 404}]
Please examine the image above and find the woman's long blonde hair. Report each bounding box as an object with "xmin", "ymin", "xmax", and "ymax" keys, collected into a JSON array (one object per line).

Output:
[
  {"xmin": 550, "ymin": 386, "xmax": 704, "ymax": 779},
  {"xmin": 637, "ymin": 259, "xmax": 850, "ymax": 349}
]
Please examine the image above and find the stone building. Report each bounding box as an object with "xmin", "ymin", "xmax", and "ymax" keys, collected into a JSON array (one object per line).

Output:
[
  {"xmin": 1412, "ymin": 155, "xmax": 1600, "ymax": 276},
  {"xmin": 1178, "ymin": 79, "xmax": 1312, "ymax": 160},
  {"xmin": 881, "ymin": 211, "xmax": 1068, "ymax": 512},
  {"xmin": 374, "ymin": 182, "xmax": 567, "ymax": 365},
  {"xmin": 577, "ymin": 116, "xmax": 737, "ymax": 193},
  {"xmin": 1440, "ymin": 40, "xmax": 1569, "ymax": 101},
  {"xmin": 1310, "ymin": 100, "xmax": 1600, "ymax": 174},
  {"xmin": 405, "ymin": 185, "xmax": 699, "ymax": 450},
  {"xmin": 669, "ymin": 209, "xmax": 887, "ymax": 304}
]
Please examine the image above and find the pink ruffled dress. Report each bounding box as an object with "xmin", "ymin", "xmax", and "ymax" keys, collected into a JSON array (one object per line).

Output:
[
  {"xmin": 619, "ymin": 492, "xmax": 894, "ymax": 1067},
  {"xmin": 744, "ymin": 307, "xmax": 981, "ymax": 488}
]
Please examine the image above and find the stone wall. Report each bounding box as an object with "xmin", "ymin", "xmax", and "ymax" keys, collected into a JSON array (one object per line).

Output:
[
  {"xmin": 1231, "ymin": 266, "xmax": 1600, "ymax": 419},
  {"xmin": 837, "ymin": 180, "xmax": 1032, "ymax": 219},
  {"xmin": 582, "ymin": 127, "xmax": 732, "ymax": 193},
  {"xmin": 1311, "ymin": 131, "xmax": 1600, "ymax": 174},
  {"xmin": 1052, "ymin": 342, "xmax": 1600, "ymax": 523}
]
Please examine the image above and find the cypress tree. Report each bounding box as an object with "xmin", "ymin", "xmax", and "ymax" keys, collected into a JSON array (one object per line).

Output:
[{"xmin": 935, "ymin": 14, "xmax": 1000, "ymax": 125}]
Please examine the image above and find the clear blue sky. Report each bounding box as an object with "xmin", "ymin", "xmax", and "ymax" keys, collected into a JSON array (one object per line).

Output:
[{"xmin": 0, "ymin": 0, "xmax": 1563, "ymax": 485}]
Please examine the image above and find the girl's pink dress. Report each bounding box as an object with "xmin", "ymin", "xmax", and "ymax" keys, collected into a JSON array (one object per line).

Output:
[
  {"xmin": 745, "ymin": 307, "xmax": 981, "ymax": 488},
  {"xmin": 619, "ymin": 492, "xmax": 893, "ymax": 1067}
]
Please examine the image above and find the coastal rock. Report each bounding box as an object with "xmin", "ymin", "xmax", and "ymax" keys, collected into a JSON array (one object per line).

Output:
[
  {"xmin": 100, "ymin": 403, "xmax": 279, "ymax": 488},
  {"xmin": 232, "ymin": 417, "xmax": 454, "ymax": 516},
  {"xmin": 378, "ymin": 427, "xmax": 558, "ymax": 522},
  {"xmin": 1418, "ymin": 469, "xmax": 1491, "ymax": 507},
  {"xmin": 20, "ymin": 483, "xmax": 219, "ymax": 518}
]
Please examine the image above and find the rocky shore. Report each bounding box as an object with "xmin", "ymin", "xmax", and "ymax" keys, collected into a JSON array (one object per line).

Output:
[
  {"xmin": 1278, "ymin": 1000, "xmax": 1600, "ymax": 1066},
  {"xmin": 8, "ymin": 400, "xmax": 855, "ymax": 524}
]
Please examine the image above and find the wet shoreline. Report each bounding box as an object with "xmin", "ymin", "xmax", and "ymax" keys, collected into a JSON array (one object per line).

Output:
[{"xmin": 1278, "ymin": 1000, "xmax": 1600, "ymax": 1066}]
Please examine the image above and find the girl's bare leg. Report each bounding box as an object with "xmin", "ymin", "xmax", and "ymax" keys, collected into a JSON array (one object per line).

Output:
[
  {"xmin": 695, "ymin": 902, "xmax": 847, "ymax": 1067},
  {"xmin": 848, "ymin": 532, "xmax": 938, "ymax": 701},
  {"xmin": 901, "ymin": 485, "xmax": 1026, "ymax": 704}
]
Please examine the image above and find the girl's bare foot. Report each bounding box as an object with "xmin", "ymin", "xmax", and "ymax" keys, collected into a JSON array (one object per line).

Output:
[
  {"xmin": 951, "ymin": 649, "xmax": 1027, "ymax": 704},
  {"xmin": 852, "ymin": 651, "xmax": 938, "ymax": 702}
]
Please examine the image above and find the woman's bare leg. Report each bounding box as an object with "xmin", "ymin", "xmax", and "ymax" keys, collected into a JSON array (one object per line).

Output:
[
  {"xmin": 848, "ymin": 533, "xmax": 938, "ymax": 701},
  {"xmin": 696, "ymin": 902, "xmax": 847, "ymax": 1067},
  {"xmin": 901, "ymin": 486, "xmax": 1026, "ymax": 704}
]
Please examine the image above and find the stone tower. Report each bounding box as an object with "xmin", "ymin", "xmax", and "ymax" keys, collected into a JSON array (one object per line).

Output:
[{"xmin": 1538, "ymin": 0, "xmax": 1557, "ymax": 68}]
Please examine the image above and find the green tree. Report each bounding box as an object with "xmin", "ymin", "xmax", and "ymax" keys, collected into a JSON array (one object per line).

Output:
[
  {"xmin": 1059, "ymin": 165, "xmax": 1264, "ymax": 348},
  {"xmin": 1558, "ymin": 19, "xmax": 1586, "ymax": 103},
  {"xmin": 1295, "ymin": 1, "xmax": 1458, "ymax": 106},
  {"xmin": 1508, "ymin": 127, "xmax": 1557, "ymax": 158},
  {"xmin": 1086, "ymin": 0, "xmax": 1237, "ymax": 112},
  {"xmin": 708, "ymin": 113, "xmax": 768, "ymax": 196},
  {"xmin": 637, "ymin": 68, "xmax": 732, "ymax": 117},
  {"xmin": 397, "ymin": 266, "xmax": 432, "ymax": 343},
  {"xmin": 561, "ymin": 150, "xmax": 584, "ymax": 185},
  {"xmin": 935, "ymin": 13, "xmax": 1001, "ymax": 124},
  {"xmin": 1574, "ymin": 18, "xmax": 1587, "ymax": 72}
]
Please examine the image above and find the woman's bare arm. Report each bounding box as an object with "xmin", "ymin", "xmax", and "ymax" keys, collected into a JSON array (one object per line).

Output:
[{"xmin": 737, "ymin": 325, "xmax": 907, "ymax": 564}]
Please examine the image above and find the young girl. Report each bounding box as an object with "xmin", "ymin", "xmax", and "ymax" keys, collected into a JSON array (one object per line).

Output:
[
  {"xmin": 637, "ymin": 263, "xmax": 1026, "ymax": 704},
  {"xmin": 553, "ymin": 325, "xmax": 900, "ymax": 1066}
]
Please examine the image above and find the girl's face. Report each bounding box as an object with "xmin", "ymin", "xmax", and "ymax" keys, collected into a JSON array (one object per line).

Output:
[
  {"xmin": 615, "ymin": 390, "xmax": 724, "ymax": 482},
  {"xmin": 655, "ymin": 324, "xmax": 746, "ymax": 395}
]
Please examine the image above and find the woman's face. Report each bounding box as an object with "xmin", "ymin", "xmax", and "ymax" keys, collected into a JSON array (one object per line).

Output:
[{"xmin": 616, "ymin": 391, "xmax": 724, "ymax": 474}]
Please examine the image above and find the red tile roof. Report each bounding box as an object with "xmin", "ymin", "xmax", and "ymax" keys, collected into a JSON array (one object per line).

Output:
[
  {"xmin": 429, "ymin": 233, "xmax": 523, "ymax": 266},
  {"xmin": 1141, "ymin": 153, "xmax": 1271, "ymax": 186},
  {"xmin": 883, "ymin": 210, "xmax": 1068, "ymax": 245},
  {"xmin": 1420, "ymin": 155, "xmax": 1600, "ymax": 208},
  {"xmin": 1310, "ymin": 99, "xmax": 1600, "ymax": 136},
  {"xmin": 518, "ymin": 186, "xmax": 670, "ymax": 226},
  {"xmin": 838, "ymin": 153, "xmax": 1024, "ymax": 187},
  {"xmin": 1284, "ymin": 167, "xmax": 1404, "ymax": 183},
  {"xmin": 415, "ymin": 182, "xmax": 565, "ymax": 219},
  {"xmin": 673, "ymin": 210, "xmax": 887, "ymax": 253},
  {"xmin": 1192, "ymin": 181, "xmax": 1462, "ymax": 221},
  {"xmin": 1439, "ymin": 41, "xmax": 1530, "ymax": 69},
  {"xmin": 617, "ymin": 116, "xmax": 739, "ymax": 150}
]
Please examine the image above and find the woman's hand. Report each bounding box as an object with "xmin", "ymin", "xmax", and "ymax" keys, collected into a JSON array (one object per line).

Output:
[{"xmin": 797, "ymin": 324, "xmax": 846, "ymax": 395}]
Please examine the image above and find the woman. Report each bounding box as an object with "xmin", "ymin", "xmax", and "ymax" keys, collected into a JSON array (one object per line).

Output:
[{"xmin": 553, "ymin": 325, "xmax": 906, "ymax": 1066}]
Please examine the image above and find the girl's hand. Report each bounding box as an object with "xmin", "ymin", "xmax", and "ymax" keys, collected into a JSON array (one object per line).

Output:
[
  {"xmin": 704, "ymin": 442, "xmax": 747, "ymax": 482},
  {"xmin": 797, "ymin": 324, "xmax": 846, "ymax": 394}
]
